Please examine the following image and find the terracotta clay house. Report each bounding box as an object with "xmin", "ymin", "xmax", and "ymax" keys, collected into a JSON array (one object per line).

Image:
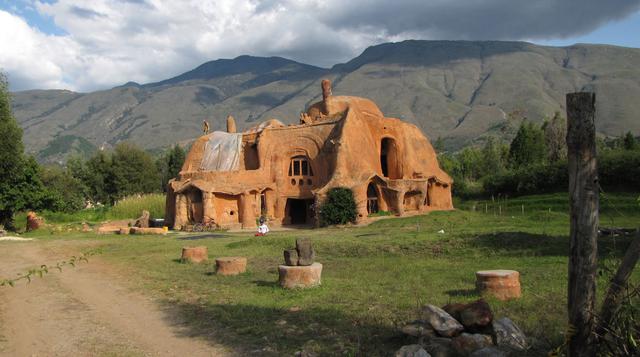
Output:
[{"xmin": 165, "ymin": 80, "xmax": 453, "ymax": 229}]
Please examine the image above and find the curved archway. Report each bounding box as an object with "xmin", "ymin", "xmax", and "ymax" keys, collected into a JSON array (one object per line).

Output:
[
  {"xmin": 366, "ymin": 182, "xmax": 379, "ymax": 214},
  {"xmin": 381, "ymin": 137, "xmax": 402, "ymax": 179}
]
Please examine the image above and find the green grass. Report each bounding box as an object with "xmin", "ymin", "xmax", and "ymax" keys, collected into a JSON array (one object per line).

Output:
[{"xmin": 10, "ymin": 193, "xmax": 640, "ymax": 356}]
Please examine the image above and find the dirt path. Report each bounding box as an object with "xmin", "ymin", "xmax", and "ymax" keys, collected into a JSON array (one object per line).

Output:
[{"xmin": 0, "ymin": 242, "xmax": 232, "ymax": 356}]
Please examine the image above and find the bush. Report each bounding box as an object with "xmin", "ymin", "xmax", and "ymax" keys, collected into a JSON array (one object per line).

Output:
[{"xmin": 319, "ymin": 188, "xmax": 357, "ymax": 226}]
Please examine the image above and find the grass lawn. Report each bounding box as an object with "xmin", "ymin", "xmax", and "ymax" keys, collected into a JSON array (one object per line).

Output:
[{"xmin": 11, "ymin": 192, "xmax": 640, "ymax": 356}]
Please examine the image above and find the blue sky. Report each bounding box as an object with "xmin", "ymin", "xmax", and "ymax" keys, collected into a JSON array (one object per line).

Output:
[{"xmin": 1, "ymin": 0, "xmax": 639, "ymax": 92}]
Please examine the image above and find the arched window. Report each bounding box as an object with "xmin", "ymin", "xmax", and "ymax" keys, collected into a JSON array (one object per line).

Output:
[{"xmin": 288, "ymin": 156, "xmax": 313, "ymax": 177}]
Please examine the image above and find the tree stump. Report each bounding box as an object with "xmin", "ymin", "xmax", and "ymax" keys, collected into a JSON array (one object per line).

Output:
[
  {"xmin": 475, "ymin": 270, "xmax": 521, "ymax": 300},
  {"xmin": 278, "ymin": 263, "xmax": 323, "ymax": 289},
  {"xmin": 215, "ymin": 257, "xmax": 247, "ymax": 275},
  {"xmin": 181, "ymin": 246, "xmax": 208, "ymax": 263}
]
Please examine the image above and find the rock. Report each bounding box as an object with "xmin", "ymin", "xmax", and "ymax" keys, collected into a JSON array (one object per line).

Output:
[
  {"xmin": 97, "ymin": 220, "xmax": 132, "ymax": 234},
  {"xmin": 26, "ymin": 211, "xmax": 44, "ymax": 231},
  {"xmin": 421, "ymin": 304, "xmax": 464, "ymax": 337},
  {"xmin": 284, "ymin": 248, "xmax": 298, "ymax": 266},
  {"xmin": 181, "ymin": 246, "xmax": 208, "ymax": 263},
  {"xmin": 295, "ymin": 238, "xmax": 315, "ymax": 266},
  {"xmin": 0, "ymin": 226, "xmax": 6, "ymax": 237},
  {"xmin": 395, "ymin": 344, "xmax": 431, "ymax": 357},
  {"xmin": 424, "ymin": 337, "xmax": 457, "ymax": 357},
  {"xmin": 492, "ymin": 317, "xmax": 527, "ymax": 351},
  {"xmin": 475, "ymin": 270, "xmax": 521, "ymax": 301},
  {"xmin": 119, "ymin": 227, "xmax": 130, "ymax": 235},
  {"xmin": 134, "ymin": 210, "xmax": 150, "ymax": 228},
  {"xmin": 469, "ymin": 347, "xmax": 507, "ymax": 357},
  {"xmin": 81, "ymin": 222, "xmax": 92, "ymax": 232},
  {"xmin": 215, "ymin": 257, "xmax": 247, "ymax": 275},
  {"xmin": 278, "ymin": 263, "xmax": 322, "ymax": 289},
  {"xmin": 460, "ymin": 300, "xmax": 493, "ymax": 328},
  {"xmin": 130, "ymin": 227, "xmax": 166, "ymax": 235},
  {"xmin": 401, "ymin": 320, "xmax": 436, "ymax": 338},
  {"xmin": 451, "ymin": 333, "xmax": 493, "ymax": 356}
]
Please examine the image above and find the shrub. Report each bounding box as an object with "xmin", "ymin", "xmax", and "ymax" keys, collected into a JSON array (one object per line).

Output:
[{"xmin": 319, "ymin": 188, "xmax": 357, "ymax": 226}]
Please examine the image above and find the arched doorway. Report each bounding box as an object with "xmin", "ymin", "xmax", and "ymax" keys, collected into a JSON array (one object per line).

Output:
[
  {"xmin": 381, "ymin": 138, "xmax": 401, "ymax": 179},
  {"xmin": 367, "ymin": 182, "xmax": 379, "ymax": 214},
  {"xmin": 185, "ymin": 188, "xmax": 203, "ymax": 223}
]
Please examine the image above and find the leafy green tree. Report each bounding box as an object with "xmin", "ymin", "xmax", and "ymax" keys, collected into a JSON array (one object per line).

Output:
[
  {"xmin": 319, "ymin": 188, "xmax": 357, "ymax": 226},
  {"xmin": 40, "ymin": 165, "xmax": 86, "ymax": 212},
  {"xmin": 110, "ymin": 142, "xmax": 160, "ymax": 201},
  {"xmin": 480, "ymin": 137, "xmax": 506, "ymax": 177},
  {"xmin": 0, "ymin": 74, "xmax": 50, "ymax": 228},
  {"xmin": 509, "ymin": 121, "xmax": 547, "ymax": 168},
  {"xmin": 158, "ymin": 144, "xmax": 186, "ymax": 191},
  {"xmin": 543, "ymin": 111, "xmax": 567, "ymax": 163},
  {"xmin": 623, "ymin": 131, "xmax": 638, "ymax": 150}
]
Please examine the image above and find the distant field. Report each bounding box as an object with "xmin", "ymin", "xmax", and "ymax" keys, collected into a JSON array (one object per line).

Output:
[{"xmin": 12, "ymin": 192, "xmax": 640, "ymax": 356}]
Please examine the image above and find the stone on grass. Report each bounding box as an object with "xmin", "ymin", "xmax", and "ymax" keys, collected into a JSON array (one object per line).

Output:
[
  {"xmin": 81, "ymin": 222, "xmax": 92, "ymax": 232},
  {"xmin": 181, "ymin": 246, "xmax": 208, "ymax": 263},
  {"xmin": 421, "ymin": 304, "xmax": 464, "ymax": 337},
  {"xmin": 475, "ymin": 270, "xmax": 521, "ymax": 301},
  {"xmin": 295, "ymin": 238, "xmax": 315, "ymax": 266},
  {"xmin": 492, "ymin": 317, "xmax": 527, "ymax": 351},
  {"xmin": 215, "ymin": 257, "xmax": 247, "ymax": 275},
  {"xmin": 26, "ymin": 211, "xmax": 44, "ymax": 231},
  {"xmin": 459, "ymin": 300, "xmax": 492, "ymax": 328},
  {"xmin": 395, "ymin": 344, "xmax": 431, "ymax": 357},
  {"xmin": 130, "ymin": 227, "xmax": 166, "ymax": 235},
  {"xmin": 469, "ymin": 347, "xmax": 507, "ymax": 357},
  {"xmin": 278, "ymin": 263, "xmax": 322, "ymax": 289},
  {"xmin": 401, "ymin": 320, "xmax": 436, "ymax": 338},
  {"xmin": 284, "ymin": 248, "xmax": 299, "ymax": 266},
  {"xmin": 424, "ymin": 337, "xmax": 457, "ymax": 357},
  {"xmin": 451, "ymin": 333, "xmax": 493, "ymax": 356}
]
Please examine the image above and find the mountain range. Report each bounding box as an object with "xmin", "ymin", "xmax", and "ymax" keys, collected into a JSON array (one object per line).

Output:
[{"xmin": 10, "ymin": 40, "xmax": 640, "ymax": 163}]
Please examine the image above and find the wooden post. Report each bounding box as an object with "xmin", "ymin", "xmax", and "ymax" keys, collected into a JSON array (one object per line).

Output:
[{"xmin": 566, "ymin": 92, "xmax": 598, "ymax": 357}]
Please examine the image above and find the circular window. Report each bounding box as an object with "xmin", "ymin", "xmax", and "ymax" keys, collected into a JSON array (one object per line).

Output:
[
  {"xmin": 229, "ymin": 211, "xmax": 235, "ymax": 216},
  {"xmin": 291, "ymin": 179, "xmax": 296, "ymax": 185},
  {"xmin": 299, "ymin": 179, "xmax": 304, "ymax": 186}
]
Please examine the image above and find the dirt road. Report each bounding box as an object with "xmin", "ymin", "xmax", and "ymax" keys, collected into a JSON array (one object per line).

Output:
[{"xmin": 0, "ymin": 241, "xmax": 232, "ymax": 356}]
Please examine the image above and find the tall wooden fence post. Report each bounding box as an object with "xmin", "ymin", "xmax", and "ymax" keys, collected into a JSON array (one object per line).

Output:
[{"xmin": 566, "ymin": 92, "xmax": 598, "ymax": 357}]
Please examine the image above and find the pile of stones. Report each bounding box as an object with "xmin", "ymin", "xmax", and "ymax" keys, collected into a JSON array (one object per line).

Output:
[{"xmin": 397, "ymin": 299, "xmax": 527, "ymax": 357}]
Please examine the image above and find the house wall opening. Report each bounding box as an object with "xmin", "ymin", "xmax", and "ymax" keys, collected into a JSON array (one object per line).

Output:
[
  {"xmin": 285, "ymin": 198, "xmax": 314, "ymax": 225},
  {"xmin": 381, "ymin": 138, "xmax": 401, "ymax": 179},
  {"xmin": 366, "ymin": 182, "xmax": 379, "ymax": 214}
]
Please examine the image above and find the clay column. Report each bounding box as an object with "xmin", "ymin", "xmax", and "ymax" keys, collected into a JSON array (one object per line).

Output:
[
  {"xmin": 239, "ymin": 192, "xmax": 256, "ymax": 229},
  {"xmin": 395, "ymin": 190, "xmax": 405, "ymax": 216},
  {"xmin": 175, "ymin": 194, "xmax": 188, "ymax": 229},
  {"xmin": 264, "ymin": 190, "xmax": 276, "ymax": 218},
  {"xmin": 353, "ymin": 184, "xmax": 368, "ymax": 223},
  {"xmin": 202, "ymin": 192, "xmax": 216, "ymax": 224}
]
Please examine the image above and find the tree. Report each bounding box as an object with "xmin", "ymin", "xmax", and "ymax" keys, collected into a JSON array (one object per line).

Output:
[
  {"xmin": 509, "ymin": 121, "xmax": 547, "ymax": 168},
  {"xmin": 109, "ymin": 142, "xmax": 160, "ymax": 201},
  {"xmin": 0, "ymin": 73, "xmax": 27, "ymax": 228},
  {"xmin": 623, "ymin": 131, "xmax": 638, "ymax": 150},
  {"xmin": 543, "ymin": 111, "xmax": 567, "ymax": 162},
  {"xmin": 480, "ymin": 137, "xmax": 506, "ymax": 177},
  {"xmin": 158, "ymin": 144, "xmax": 186, "ymax": 191}
]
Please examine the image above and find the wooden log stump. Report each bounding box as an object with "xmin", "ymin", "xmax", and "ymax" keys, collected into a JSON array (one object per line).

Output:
[
  {"xmin": 130, "ymin": 227, "xmax": 167, "ymax": 235},
  {"xmin": 215, "ymin": 257, "xmax": 247, "ymax": 275},
  {"xmin": 118, "ymin": 227, "xmax": 130, "ymax": 235},
  {"xmin": 475, "ymin": 270, "xmax": 521, "ymax": 300},
  {"xmin": 181, "ymin": 246, "xmax": 208, "ymax": 263},
  {"xmin": 278, "ymin": 263, "xmax": 323, "ymax": 289}
]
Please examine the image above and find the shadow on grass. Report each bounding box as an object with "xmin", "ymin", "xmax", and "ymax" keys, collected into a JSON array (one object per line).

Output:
[
  {"xmin": 445, "ymin": 289, "xmax": 479, "ymax": 298},
  {"xmin": 470, "ymin": 232, "xmax": 634, "ymax": 257},
  {"xmin": 159, "ymin": 300, "xmax": 405, "ymax": 356},
  {"xmin": 177, "ymin": 233, "xmax": 232, "ymax": 240},
  {"xmin": 252, "ymin": 280, "xmax": 278, "ymax": 288}
]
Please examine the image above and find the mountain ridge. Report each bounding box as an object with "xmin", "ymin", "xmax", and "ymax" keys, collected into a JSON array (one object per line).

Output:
[{"xmin": 10, "ymin": 40, "xmax": 640, "ymax": 163}]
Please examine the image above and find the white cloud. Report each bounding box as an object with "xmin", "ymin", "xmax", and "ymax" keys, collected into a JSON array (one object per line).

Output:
[{"xmin": 1, "ymin": 0, "xmax": 639, "ymax": 92}]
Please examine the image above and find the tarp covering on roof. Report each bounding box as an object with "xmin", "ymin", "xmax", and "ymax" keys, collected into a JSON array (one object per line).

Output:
[{"xmin": 200, "ymin": 131, "xmax": 243, "ymax": 171}]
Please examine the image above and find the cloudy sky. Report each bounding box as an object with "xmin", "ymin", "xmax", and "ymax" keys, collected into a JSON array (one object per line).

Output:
[{"xmin": 1, "ymin": 0, "xmax": 640, "ymax": 92}]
